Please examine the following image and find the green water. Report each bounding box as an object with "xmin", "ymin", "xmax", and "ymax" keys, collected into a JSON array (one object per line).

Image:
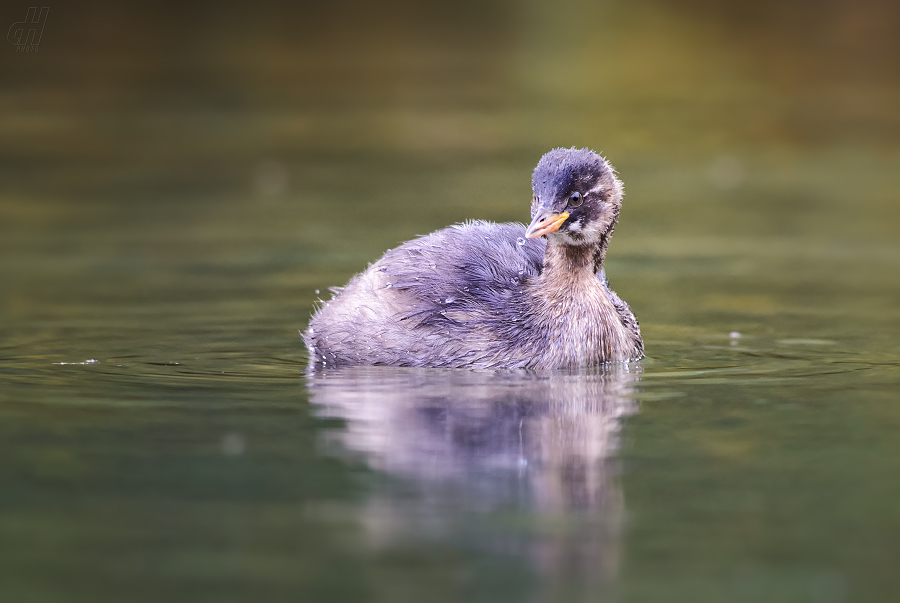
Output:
[{"xmin": 2, "ymin": 1, "xmax": 899, "ymax": 601}]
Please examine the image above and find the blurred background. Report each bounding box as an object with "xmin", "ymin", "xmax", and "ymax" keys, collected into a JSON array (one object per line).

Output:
[
  {"xmin": 1, "ymin": 0, "xmax": 899, "ymax": 602},
  {"xmin": 2, "ymin": 0, "xmax": 899, "ymax": 340}
]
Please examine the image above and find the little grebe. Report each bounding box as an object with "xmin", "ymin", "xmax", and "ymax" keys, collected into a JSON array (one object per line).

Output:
[{"xmin": 303, "ymin": 147, "xmax": 643, "ymax": 369}]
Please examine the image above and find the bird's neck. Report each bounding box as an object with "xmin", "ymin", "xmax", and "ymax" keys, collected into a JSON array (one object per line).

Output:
[
  {"xmin": 541, "ymin": 239, "xmax": 607, "ymax": 277},
  {"xmin": 533, "ymin": 241, "xmax": 610, "ymax": 306},
  {"xmin": 530, "ymin": 238, "xmax": 636, "ymax": 365}
]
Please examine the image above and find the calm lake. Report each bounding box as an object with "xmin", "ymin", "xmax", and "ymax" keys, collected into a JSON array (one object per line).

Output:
[{"xmin": 1, "ymin": 1, "xmax": 899, "ymax": 601}]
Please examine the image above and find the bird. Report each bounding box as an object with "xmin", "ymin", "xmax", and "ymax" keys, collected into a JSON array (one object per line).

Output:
[{"xmin": 303, "ymin": 147, "xmax": 643, "ymax": 370}]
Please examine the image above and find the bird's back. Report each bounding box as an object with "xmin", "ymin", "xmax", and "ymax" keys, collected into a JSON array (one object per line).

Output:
[{"xmin": 305, "ymin": 221, "xmax": 546, "ymax": 367}]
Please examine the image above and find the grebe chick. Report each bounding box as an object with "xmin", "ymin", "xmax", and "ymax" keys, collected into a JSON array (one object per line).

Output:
[{"xmin": 303, "ymin": 147, "xmax": 643, "ymax": 370}]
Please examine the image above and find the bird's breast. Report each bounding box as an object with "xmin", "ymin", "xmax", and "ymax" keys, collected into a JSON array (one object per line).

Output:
[{"xmin": 528, "ymin": 269, "xmax": 633, "ymax": 366}]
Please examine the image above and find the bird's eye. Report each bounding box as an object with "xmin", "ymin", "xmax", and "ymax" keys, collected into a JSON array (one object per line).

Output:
[{"xmin": 569, "ymin": 192, "xmax": 583, "ymax": 207}]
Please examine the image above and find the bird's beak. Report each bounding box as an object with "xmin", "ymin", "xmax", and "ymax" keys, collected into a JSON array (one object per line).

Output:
[{"xmin": 525, "ymin": 210, "xmax": 569, "ymax": 239}]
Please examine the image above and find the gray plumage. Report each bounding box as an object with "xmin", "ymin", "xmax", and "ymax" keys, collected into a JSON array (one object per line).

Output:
[{"xmin": 303, "ymin": 147, "xmax": 643, "ymax": 370}]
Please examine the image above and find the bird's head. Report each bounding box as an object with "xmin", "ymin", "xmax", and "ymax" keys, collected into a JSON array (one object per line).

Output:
[{"xmin": 525, "ymin": 147, "xmax": 623, "ymax": 246}]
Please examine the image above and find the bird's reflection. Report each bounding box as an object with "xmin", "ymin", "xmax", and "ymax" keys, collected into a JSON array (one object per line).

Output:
[{"xmin": 306, "ymin": 364, "xmax": 639, "ymax": 588}]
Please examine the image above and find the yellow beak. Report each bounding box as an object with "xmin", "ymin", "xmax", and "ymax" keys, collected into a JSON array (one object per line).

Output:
[{"xmin": 525, "ymin": 211, "xmax": 569, "ymax": 239}]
